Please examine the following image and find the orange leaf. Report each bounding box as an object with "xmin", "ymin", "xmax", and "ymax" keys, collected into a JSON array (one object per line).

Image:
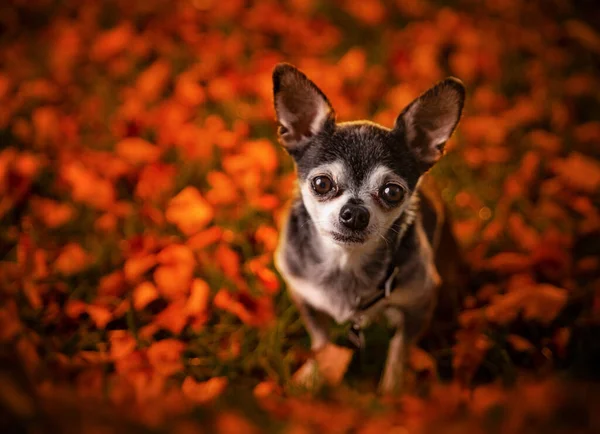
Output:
[
  {"xmin": 213, "ymin": 289, "xmax": 274, "ymax": 327},
  {"xmin": 147, "ymin": 339, "xmax": 185, "ymax": 376},
  {"xmin": 206, "ymin": 171, "xmax": 240, "ymax": 205},
  {"xmin": 552, "ymin": 152, "xmax": 600, "ymax": 193},
  {"xmin": 186, "ymin": 226, "xmax": 223, "ymax": 251},
  {"xmin": 486, "ymin": 284, "xmax": 568, "ymax": 325},
  {"xmin": 133, "ymin": 281, "xmax": 159, "ymax": 310},
  {"xmin": 313, "ymin": 343, "xmax": 353, "ymax": 386},
  {"xmin": 256, "ymin": 267, "xmax": 280, "ymax": 294},
  {"xmin": 410, "ymin": 347, "xmax": 437, "ymax": 374},
  {"xmin": 135, "ymin": 163, "xmax": 176, "ymax": 201},
  {"xmin": 253, "ymin": 381, "xmax": 281, "ymax": 399},
  {"xmin": 154, "ymin": 244, "xmax": 195, "ymax": 300},
  {"xmin": 215, "ymin": 244, "xmax": 240, "ymax": 280},
  {"xmin": 61, "ymin": 162, "xmax": 115, "ymax": 210},
  {"xmin": 124, "ymin": 254, "xmax": 157, "ymax": 283},
  {"xmin": 90, "ymin": 23, "xmax": 134, "ymax": 61},
  {"xmin": 186, "ymin": 279, "xmax": 210, "ymax": 316},
  {"xmin": 116, "ymin": 137, "xmax": 161, "ymax": 165},
  {"xmin": 98, "ymin": 271, "xmax": 126, "ymax": 297},
  {"xmin": 484, "ymin": 252, "xmax": 532, "ymax": 274},
  {"xmin": 54, "ymin": 243, "xmax": 91, "ymax": 275},
  {"xmin": 109, "ymin": 330, "xmax": 137, "ymax": 360},
  {"xmin": 506, "ymin": 335, "xmax": 535, "ymax": 352},
  {"xmin": 87, "ymin": 304, "xmax": 112, "ymax": 329},
  {"xmin": 182, "ymin": 376, "xmax": 227, "ymax": 404},
  {"xmin": 64, "ymin": 299, "xmax": 87, "ymax": 319},
  {"xmin": 154, "ymin": 299, "xmax": 188, "ymax": 335},
  {"xmin": 31, "ymin": 197, "xmax": 74, "ymax": 228},
  {"xmin": 136, "ymin": 60, "xmax": 171, "ymax": 103},
  {"xmin": 338, "ymin": 47, "xmax": 367, "ymax": 80},
  {"xmin": 254, "ymin": 225, "xmax": 279, "ymax": 252},
  {"xmin": 175, "ymin": 75, "xmax": 205, "ymax": 107},
  {"xmin": 166, "ymin": 187, "xmax": 214, "ymax": 235},
  {"xmin": 0, "ymin": 301, "xmax": 21, "ymax": 341},
  {"xmin": 241, "ymin": 140, "xmax": 278, "ymax": 174}
]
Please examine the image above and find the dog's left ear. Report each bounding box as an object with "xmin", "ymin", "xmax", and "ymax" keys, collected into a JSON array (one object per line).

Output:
[
  {"xmin": 272, "ymin": 63, "xmax": 335, "ymax": 152},
  {"xmin": 395, "ymin": 78, "xmax": 465, "ymax": 170}
]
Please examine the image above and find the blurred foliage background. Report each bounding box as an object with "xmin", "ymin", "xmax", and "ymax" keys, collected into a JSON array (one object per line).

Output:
[{"xmin": 0, "ymin": 0, "xmax": 599, "ymax": 432}]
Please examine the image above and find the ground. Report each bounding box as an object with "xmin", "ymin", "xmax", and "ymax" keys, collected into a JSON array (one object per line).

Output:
[{"xmin": 0, "ymin": 0, "xmax": 600, "ymax": 432}]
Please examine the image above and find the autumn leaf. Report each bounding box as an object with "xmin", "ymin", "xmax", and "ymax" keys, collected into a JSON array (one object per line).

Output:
[
  {"xmin": 54, "ymin": 243, "xmax": 91, "ymax": 275},
  {"xmin": 87, "ymin": 304, "xmax": 112, "ymax": 329},
  {"xmin": 486, "ymin": 284, "xmax": 568, "ymax": 325},
  {"xmin": 115, "ymin": 137, "xmax": 161, "ymax": 165},
  {"xmin": 154, "ymin": 299, "xmax": 189, "ymax": 335},
  {"xmin": 166, "ymin": 187, "xmax": 214, "ymax": 235},
  {"xmin": 506, "ymin": 334, "xmax": 535, "ymax": 352},
  {"xmin": 313, "ymin": 343, "xmax": 353, "ymax": 386},
  {"xmin": 186, "ymin": 279, "xmax": 210, "ymax": 316},
  {"xmin": 61, "ymin": 161, "xmax": 115, "ymax": 210},
  {"xmin": 154, "ymin": 244, "xmax": 195, "ymax": 300},
  {"xmin": 213, "ymin": 289, "xmax": 274, "ymax": 327},
  {"xmin": 30, "ymin": 197, "xmax": 74, "ymax": 228},
  {"xmin": 133, "ymin": 281, "xmax": 160, "ymax": 310},
  {"xmin": 206, "ymin": 171, "xmax": 240, "ymax": 205},
  {"xmin": 215, "ymin": 244, "xmax": 241, "ymax": 280},
  {"xmin": 147, "ymin": 339, "xmax": 185, "ymax": 377},
  {"xmin": 186, "ymin": 226, "xmax": 223, "ymax": 251},
  {"xmin": 90, "ymin": 22, "xmax": 134, "ymax": 61},
  {"xmin": 253, "ymin": 380, "xmax": 281, "ymax": 399},
  {"xmin": 136, "ymin": 60, "xmax": 171, "ymax": 103},
  {"xmin": 135, "ymin": 163, "xmax": 176, "ymax": 202},
  {"xmin": 109, "ymin": 330, "xmax": 137, "ymax": 360},
  {"xmin": 124, "ymin": 254, "xmax": 157, "ymax": 283},
  {"xmin": 98, "ymin": 271, "xmax": 126, "ymax": 297},
  {"xmin": 552, "ymin": 152, "xmax": 600, "ymax": 193},
  {"xmin": 182, "ymin": 376, "xmax": 228, "ymax": 404}
]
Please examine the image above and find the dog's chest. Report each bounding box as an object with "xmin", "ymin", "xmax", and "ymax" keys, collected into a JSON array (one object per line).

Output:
[{"xmin": 277, "ymin": 250, "xmax": 386, "ymax": 323}]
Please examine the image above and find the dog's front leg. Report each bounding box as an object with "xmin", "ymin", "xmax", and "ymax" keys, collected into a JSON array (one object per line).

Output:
[
  {"xmin": 379, "ymin": 307, "xmax": 406, "ymax": 395},
  {"xmin": 290, "ymin": 295, "xmax": 329, "ymax": 351},
  {"xmin": 291, "ymin": 297, "xmax": 330, "ymax": 389}
]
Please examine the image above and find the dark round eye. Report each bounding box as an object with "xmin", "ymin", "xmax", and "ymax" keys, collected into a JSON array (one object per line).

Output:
[
  {"xmin": 312, "ymin": 175, "xmax": 334, "ymax": 195},
  {"xmin": 380, "ymin": 183, "xmax": 405, "ymax": 204}
]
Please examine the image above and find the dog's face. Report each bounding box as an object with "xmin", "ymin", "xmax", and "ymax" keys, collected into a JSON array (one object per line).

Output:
[{"xmin": 272, "ymin": 64, "xmax": 465, "ymax": 249}]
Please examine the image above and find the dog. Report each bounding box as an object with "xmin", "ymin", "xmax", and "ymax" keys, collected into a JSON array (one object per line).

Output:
[{"xmin": 272, "ymin": 63, "xmax": 466, "ymax": 395}]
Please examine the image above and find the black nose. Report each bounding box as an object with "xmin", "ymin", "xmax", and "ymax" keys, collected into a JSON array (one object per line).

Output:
[{"xmin": 339, "ymin": 204, "xmax": 370, "ymax": 231}]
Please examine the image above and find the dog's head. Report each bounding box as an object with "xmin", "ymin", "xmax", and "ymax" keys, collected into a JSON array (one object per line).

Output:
[{"xmin": 272, "ymin": 63, "xmax": 465, "ymax": 248}]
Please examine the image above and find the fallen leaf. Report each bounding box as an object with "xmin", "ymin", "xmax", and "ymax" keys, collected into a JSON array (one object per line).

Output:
[
  {"xmin": 147, "ymin": 339, "xmax": 185, "ymax": 376},
  {"xmin": 166, "ymin": 187, "xmax": 214, "ymax": 235},
  {"xmin": 182, "ymin": 376, "xmax": 228, "ymax": 404},
  {"xmin": 552, "ymin": 152, "xmax": 600, "ymax": 193},
  {"xmin": 116, "ymin": 137, "xmax": 161, "ymax": 165},
  {"xmin": 54, "ymin": 243, "xmax": 91, "ymax": 275},
  {"xmin": 133, "ymin": 281, "xmax": 160, "ymax": 310}
]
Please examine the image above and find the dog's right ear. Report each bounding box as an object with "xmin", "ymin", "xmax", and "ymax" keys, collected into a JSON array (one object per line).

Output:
[{"xmin": 273, "ymin": 63, "xmax": 335, "ymax": 152}]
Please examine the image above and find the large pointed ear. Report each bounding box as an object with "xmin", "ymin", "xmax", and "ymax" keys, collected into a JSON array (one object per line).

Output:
[
  {"xmin": 395, "ymin": 78, "xmax": 465, "ymax": 170},
  {"xmin": 272, "ymin": 63, "xmax": 335, "ymax": 151}
]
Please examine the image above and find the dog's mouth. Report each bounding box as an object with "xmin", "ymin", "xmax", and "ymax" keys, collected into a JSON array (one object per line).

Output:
[{"xmin": 329, "ymin": 231, "xmax": 367, "ymax": 245}]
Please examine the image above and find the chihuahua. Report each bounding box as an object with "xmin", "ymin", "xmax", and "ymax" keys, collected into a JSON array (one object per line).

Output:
[{"xmin": 272, "ymin": 63, "xmax": 465, "ymax": 394}]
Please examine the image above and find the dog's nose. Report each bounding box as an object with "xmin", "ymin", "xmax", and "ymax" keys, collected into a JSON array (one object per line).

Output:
[{"xmin": 339, "ymin": 204, "xmax": 370, "ymax": 231}]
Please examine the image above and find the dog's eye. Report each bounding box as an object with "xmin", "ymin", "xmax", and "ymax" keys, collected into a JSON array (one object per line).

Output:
[
  {"xmin": 380, "ymin": 183, "xmax": 405, "ymax": 204},
  {"xmin": 312, "ymin": 175, "xmax": 334, "ymax": 195}
]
